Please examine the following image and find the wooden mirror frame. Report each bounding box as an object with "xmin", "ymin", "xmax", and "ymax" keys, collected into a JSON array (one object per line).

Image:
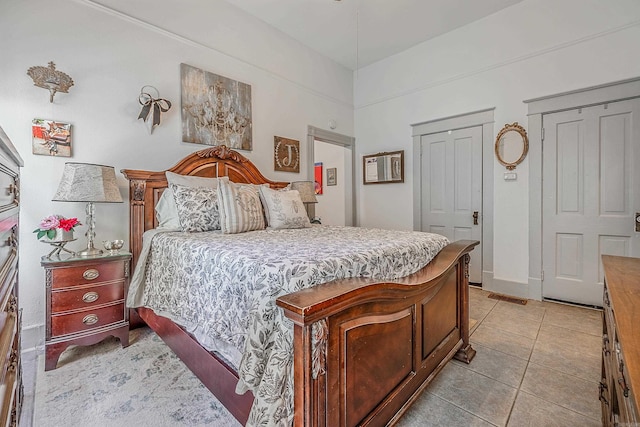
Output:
[
  {"xmin": 363, "ymin": 150, "xmax": 404, "ymax": 184},
  {"xmin": 495, "ymin": 122, "xmax": 529, "ymax": 170}
]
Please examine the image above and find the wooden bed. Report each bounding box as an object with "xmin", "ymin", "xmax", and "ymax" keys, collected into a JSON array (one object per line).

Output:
[{"xmin": 121, "ymin": 145, "xmax": 478, "ymax": 427}]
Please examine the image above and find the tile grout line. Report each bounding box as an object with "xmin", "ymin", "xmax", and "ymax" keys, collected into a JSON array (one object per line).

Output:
[
  {"xmin": 502, "ymin": 305, "xmax": 546, "ymax": 426},
  {"xmin": 469, "ymin": 290, "xmax": 601, "ymax": 426},
  {"xmin": 419, "ymin": 391, "xmax": 502, "ymax": 427}
]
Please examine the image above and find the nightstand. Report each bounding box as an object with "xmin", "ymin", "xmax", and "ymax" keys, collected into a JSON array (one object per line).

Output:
[{"xmin": 41, "ymin": 252, "xmax": 131, "ymax": 371}]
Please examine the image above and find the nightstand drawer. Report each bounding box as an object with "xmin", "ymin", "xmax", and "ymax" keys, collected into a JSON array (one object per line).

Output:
[
  {"xmin": 51, "ymin": 261, "xmax": 125, "ymax": 289},
  {"xmin": 51, "ymin": 281, "xmax": 125, "ymax": 313},
  {"xmin": 50, "ymin": 302, "xmax": 125, "ymax": 337}
]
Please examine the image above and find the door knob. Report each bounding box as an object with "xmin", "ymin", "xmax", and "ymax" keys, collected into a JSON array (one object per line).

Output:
[{"xmin": 473, "ymin": 211, "xmax": 479, "ymax": 225}]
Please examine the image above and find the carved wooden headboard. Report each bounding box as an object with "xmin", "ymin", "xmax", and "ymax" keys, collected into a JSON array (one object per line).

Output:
[{"xmin": 121, "ymin": 145, "xmax": 288, "ymax": 268}]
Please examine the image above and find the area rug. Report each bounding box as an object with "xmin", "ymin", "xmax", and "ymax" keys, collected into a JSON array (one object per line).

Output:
[{"xmin": 34, "ymin": 327, "xmax": 240, "ymax": 427}]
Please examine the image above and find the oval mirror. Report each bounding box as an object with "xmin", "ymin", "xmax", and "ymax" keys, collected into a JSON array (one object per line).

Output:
[{"xmin": 495, "ymin": 122, "xmax": 528, "ymax": 170}]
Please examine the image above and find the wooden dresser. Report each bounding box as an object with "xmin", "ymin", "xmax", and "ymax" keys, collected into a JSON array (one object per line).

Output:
[
  {"xmin": 0, "ymin": 126, "xmax": 23, "ymax": 426},
  {"xmin": 601, "ymin": 255, "xmax": 640, "ymax": 426}
]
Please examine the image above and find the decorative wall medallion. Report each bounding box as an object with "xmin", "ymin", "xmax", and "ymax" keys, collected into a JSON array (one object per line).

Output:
[
  {"xmin": 181, "ymin": 64, "xmax": 252, "ymax": 150},
  {"xmin": 274, "ymin": 136, "xmax": 300, "ymax": 173},
  {"xmin": 137, "ymin": 85, "xmax": 172, "ymax": 134},
  {"xmin": 26, "ymin": 61, "xmax": 74, "ymax": 103}
]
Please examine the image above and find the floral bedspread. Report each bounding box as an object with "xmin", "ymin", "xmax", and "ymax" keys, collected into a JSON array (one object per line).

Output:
[{"xmin": 127, "ymin": 226, "xmax": 449, "ymax": 426}]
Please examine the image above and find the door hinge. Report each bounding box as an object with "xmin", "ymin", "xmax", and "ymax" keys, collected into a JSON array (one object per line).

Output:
[
  {"xmin": 541, "ymin": 270, "xmax": 544, "ymax": 281},
  {"xmin": 541, "ymin": 127, "xmax": 545, "ymax": 141}
]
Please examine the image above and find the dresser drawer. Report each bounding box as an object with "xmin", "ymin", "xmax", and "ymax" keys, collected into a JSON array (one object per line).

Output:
[
  {"xmin": 51, "ymin": 281, "xmax": 125, "ymax": 314},
  {"xmin": 0, "ymin": 166, "xmax": 17, "ymax": 215},
  {"xmin": 50, "ymin": 302, "xmax": 125, "ymax": 337},
  {"xmin": 51, "ymin": 261, "xmax": 125, "ymax": 290}
]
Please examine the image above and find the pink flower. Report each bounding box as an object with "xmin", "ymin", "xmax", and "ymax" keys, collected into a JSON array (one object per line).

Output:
[{"xmin": 39, "ymin": 215, "xmax": 60, "ymax": 231}]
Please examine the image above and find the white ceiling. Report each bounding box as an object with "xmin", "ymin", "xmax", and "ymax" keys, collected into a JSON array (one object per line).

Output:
[{"xmin": 223, "ymin": 0, "xmax": 525, "ymax": 70}]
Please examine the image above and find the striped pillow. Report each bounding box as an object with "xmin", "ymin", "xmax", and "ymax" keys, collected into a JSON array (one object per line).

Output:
[{"xmin": 217, "ymin": 179, "xmax": 265, "ymax": 234}]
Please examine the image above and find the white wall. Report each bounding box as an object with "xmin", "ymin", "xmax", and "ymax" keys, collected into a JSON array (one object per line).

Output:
[
  {"xmin": 354, "ymin": 0, "xmax": 640, "ymax": 294},
  {"xmin": 0, "ymin": 0, "xmax": 353, "ymax": 351},
  {"xmin": 314, "ymin": 141, "xmax": 346, "ymax": 225}
]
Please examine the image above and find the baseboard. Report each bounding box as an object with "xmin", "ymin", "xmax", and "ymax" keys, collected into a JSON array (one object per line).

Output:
[
  {"xmin": 481, "ymin": 271, "xmax": 494, "ymax": 289},
  {"xmin": 21, "ymin": 323, "xmax": 44, "ymax": 354},
  {"xmin": 527, "ymin": 277, "xmax": 543, "ymax": 301},
  {"xmin": 483, "ymin": 276, "xmax": 531, "ymax": 300}
]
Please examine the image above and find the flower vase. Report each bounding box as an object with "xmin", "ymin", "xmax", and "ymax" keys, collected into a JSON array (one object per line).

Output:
[{"xmin": 40, "ymin": 230, "xmax": 74, "ymax": 243}]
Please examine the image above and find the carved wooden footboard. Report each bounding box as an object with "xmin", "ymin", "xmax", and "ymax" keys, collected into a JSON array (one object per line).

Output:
[{"xmin": 276, "ymin": 240, "xmax": 478, "ymax": 427}]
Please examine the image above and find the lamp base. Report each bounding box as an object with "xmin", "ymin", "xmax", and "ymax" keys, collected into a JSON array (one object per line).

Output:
[
  {"xmin": 78, "ymin": 201, "xmax": 102, "ymax": 257},
  {"xmin": 77, "ymin": 247, "xmax": 103, "ymax": 257}
]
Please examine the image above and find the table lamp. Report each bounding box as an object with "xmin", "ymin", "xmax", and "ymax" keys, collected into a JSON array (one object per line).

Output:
[
  {"xmin": 291, "ymin": 181, "xmax": 318, "ymax": 220},
  {"xmin": 52, "ymin": 163, "xmax": 123, "ymax": 257}
]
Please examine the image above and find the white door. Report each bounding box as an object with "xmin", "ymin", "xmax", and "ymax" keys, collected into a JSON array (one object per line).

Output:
[
  {"xmin": 542, "ymin": 98, "xmax": 640, "ymax": 305},
  {"xmin": 420, "ymin": 126, "xmax": 483, "ymax": 283}
]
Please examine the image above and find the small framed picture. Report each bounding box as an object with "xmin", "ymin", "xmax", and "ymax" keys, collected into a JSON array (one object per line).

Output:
[
  {"xmin": 327, "ymin": 168, "xmax": 337, "ymax": 186},
  {"xmin": 363, "ymin": 150, "xmax": 404, "ymax": 184},
  {"xmin": 274, "ymin": 136, "xmax": 300, "ymax": 173},
  {"xmin": 32, "ymin": 119, "xmax": 72, "ymax": 157}
]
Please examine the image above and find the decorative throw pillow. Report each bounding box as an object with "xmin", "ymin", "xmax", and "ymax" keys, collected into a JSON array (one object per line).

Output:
[
  {"xmin": 259, "ymin": 186, "xmax": 311, "ymax": 229},
  {"xmin": 217, "ymin": 179, "xmax": 265, "ymax": 234},
  {"xmin": 155, "ymin": 189, "xmax": 181, "ymax": 229},
  {"xmin": 170, "ymin": 183, "xmax": 221, "ymax": 232},
  {"xmin": 257, "ymin": 184, "xmax": 288, "ymax": 226},
  {"xmin": 155, "ymin": 173, "xmax": 226, "ymax": 229}
]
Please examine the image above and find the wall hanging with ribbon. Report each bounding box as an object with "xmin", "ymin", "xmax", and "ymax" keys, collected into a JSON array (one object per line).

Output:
[{"xmin": 137, "ymin": 85, "xmax": 171, "ymax": 134}]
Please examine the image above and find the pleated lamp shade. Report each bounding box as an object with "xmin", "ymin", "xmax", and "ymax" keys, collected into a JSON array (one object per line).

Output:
[
  {"xmin": 290, "ymin": 181, "xmax": 317, "ymax": 204},
  {"xmin": 53, "ymin": 163, "xmax": 123, "ymax": 203}
]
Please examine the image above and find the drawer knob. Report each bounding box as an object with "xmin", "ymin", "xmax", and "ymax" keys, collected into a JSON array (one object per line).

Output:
[
  {"xmin": 82, "ymin": 291, "xmax": 99, "ymax": 303},
  {"xmin": 82, "ymin": 314, "xmax": 99, "ymax": 325},
  {"xmin": 83, "ymin": 269, "xmax": 100, "ymax": 280}
]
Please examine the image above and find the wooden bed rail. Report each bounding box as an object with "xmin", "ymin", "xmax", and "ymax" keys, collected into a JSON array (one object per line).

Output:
[{"xmin": 276, "ymin": 240, "xmax": 478, "ymax": 427}]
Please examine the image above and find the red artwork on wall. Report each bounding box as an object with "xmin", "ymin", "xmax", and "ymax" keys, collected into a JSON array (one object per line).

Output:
[{"xmin": 314, "ymin": 162, "xmax": 323, "ymax": 195}]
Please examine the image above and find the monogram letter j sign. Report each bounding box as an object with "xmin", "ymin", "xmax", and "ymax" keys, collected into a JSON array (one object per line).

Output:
[{"xmin": 274, "ymin": 136, "xmax": 300, "ymax": 173}]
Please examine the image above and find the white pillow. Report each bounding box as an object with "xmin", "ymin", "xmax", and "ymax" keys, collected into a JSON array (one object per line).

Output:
[
  {"xmin": 217, "ymin": 179, "xmax": 265, "ymax": 234},
  {"xmin": 154, "ymin": 172, "xmax": 226, "ymax": 228},
  {"xmin": 166, "ymin": 171, "xmax": 221, "ymax": 189},
  {"xmin": 155, "ymin": 189, "xmax": 181, "ymax": 229},
  {"xmin": 259, "ymin": 186, "xmax": 311, "ymax": 229},
  {"xmin": 170, "ymin": 183, "xmax": 221, "ymax": 232}
]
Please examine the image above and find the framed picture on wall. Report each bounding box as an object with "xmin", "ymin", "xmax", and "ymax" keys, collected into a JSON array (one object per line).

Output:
[
  {"xmin": 327, "ymin": 167, "xmax": 337, "ymax": 186},
  {"xmin": 32, "ymin": 119, "xmax": 72, "ymax": 157},
  {"xmin": 363, "ymin": 150, "xmax": 404, "ymax": 184},
  {"xmin": 180, "ymin": 63, "xmax": 252, "ymax": 150},
  {"xmin": 274, "ymin": 136, "xmax": 300, "ymax": 173},
  {"xmin": 314, "ymin": 162, "xmax": 323, "ymax": 194}
]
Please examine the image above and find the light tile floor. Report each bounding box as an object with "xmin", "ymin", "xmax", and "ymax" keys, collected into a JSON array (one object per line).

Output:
[
  {"xmin": 398, "ymin": 286, "xmax": 603, "ymax": 426},
  {"xmin": 20, "ymin": 286, "xmax": 602, "ymax": 426}
]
